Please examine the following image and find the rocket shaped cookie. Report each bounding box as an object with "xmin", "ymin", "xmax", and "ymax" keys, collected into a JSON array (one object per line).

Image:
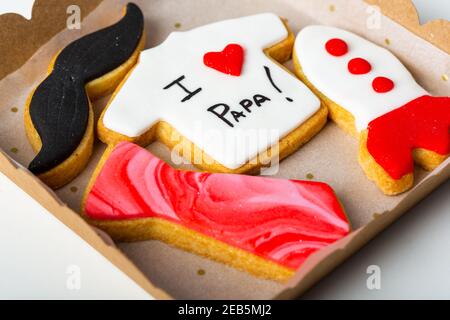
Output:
[{"xmin": 294, "ymin": 26, "xmax": 450, "ymax": 195}]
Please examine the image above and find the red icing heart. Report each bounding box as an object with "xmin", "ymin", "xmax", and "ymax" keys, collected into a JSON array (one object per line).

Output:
[{"xmin": 204, "ymin": 44, "xmax": 244, "ymax": 76}]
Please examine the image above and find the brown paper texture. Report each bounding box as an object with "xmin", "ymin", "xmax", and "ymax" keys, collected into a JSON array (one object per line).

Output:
[
  {"xmin": 0, "ymin": 0, "xmax": 103, "ymax": 80},
  {"xmin": 0, "ymin": 0, "xmax": 449, "ymax": 299},
  {"xmin": 366, "ymin": 0, "xmax": 450, "ymax": 54}
]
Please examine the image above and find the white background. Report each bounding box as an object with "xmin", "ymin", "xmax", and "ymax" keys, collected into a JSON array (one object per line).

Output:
[
  {"xmin": 0, "ymin": 0, "xmax": 449, "ymax": 299},
  {"xmin": 0, "ymin": 0, "xmax": 34, "ymax": 19}
]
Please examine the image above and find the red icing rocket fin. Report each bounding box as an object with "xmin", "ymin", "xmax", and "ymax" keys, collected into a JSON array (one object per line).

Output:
[
  {"xmin": 367, "ymin": 95, "xmax": 450, "ymax": 180},
  {"xmin": 84, "ymin": 142, "xmax": 351, "ymax": 271}
]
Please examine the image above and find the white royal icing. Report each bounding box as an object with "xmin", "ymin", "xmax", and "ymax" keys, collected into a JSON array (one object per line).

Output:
[
  {"xmin": 103, "ymin": 13, "xmax": 320, "ymax": 170},
  {"xmin": 295, "ymin": 25, "xmax": 428, "ymax": 131}
]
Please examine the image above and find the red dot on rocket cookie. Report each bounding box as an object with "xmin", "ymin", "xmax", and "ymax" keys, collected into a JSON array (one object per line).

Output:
[
  {"xmin": 325, "ymin": 38, "xmax": 348, "ymax": 57},
  {"xmin": 372, "ymin": 76, "xmax": 395, "ymax": 93},
  {"xmin": 348, "ymin": 58, "xmax": 372, "ymax": 75}
]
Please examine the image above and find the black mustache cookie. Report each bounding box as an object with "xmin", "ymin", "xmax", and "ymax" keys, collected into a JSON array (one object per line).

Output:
[{"xmin": 24, "ymin": 3, "xmax": 145, "ymax": 189}]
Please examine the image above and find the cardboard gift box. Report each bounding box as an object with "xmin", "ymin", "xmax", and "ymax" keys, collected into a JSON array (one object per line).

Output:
[{"xmin": 0, "ymin": 0, "xmax": 448, "ymax": 299}]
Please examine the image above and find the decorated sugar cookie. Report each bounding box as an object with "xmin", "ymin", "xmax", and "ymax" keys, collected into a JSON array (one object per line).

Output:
[
  {"xmin": 294, "ymin": 25, "xmax": 450, "ymax": 195},
  {"xmin": 24, "ymin": 3, "xmax": 145, "ymax": 188},
  {"xmin": 98, "ymin": 13, "xmax": 326, "ymax": 174},
  {"xmin": 82, "ymin": 142, "xmax": 351, "ymax": 282}
]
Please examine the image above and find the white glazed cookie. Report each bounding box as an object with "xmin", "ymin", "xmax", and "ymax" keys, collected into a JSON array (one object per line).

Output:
[{"xmin": 99, "ymin": 13, "xmax": 327, "ymax": 174}]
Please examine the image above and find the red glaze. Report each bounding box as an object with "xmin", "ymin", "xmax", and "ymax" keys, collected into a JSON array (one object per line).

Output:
[
  {"xmin": 325, "ymin": 38, "xmax": 348, "ymax": 57},
  {"xmin": 203, "ymin": 43, "xmax": 244, "ymax": 76},
  {"xmin": 367, "ymin": 95, "xmax": 450, "ymax": 179},
  {"xmin": 85, "ymin": 142, "xmax": 351, "ymax": 270},
  {"xmin": 348, "ymin": 58, "xmax": 372, "ymax": 75},
  {"xmin": 372, "ymin": 76, "xmax": 395, "ymax": 93}
]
